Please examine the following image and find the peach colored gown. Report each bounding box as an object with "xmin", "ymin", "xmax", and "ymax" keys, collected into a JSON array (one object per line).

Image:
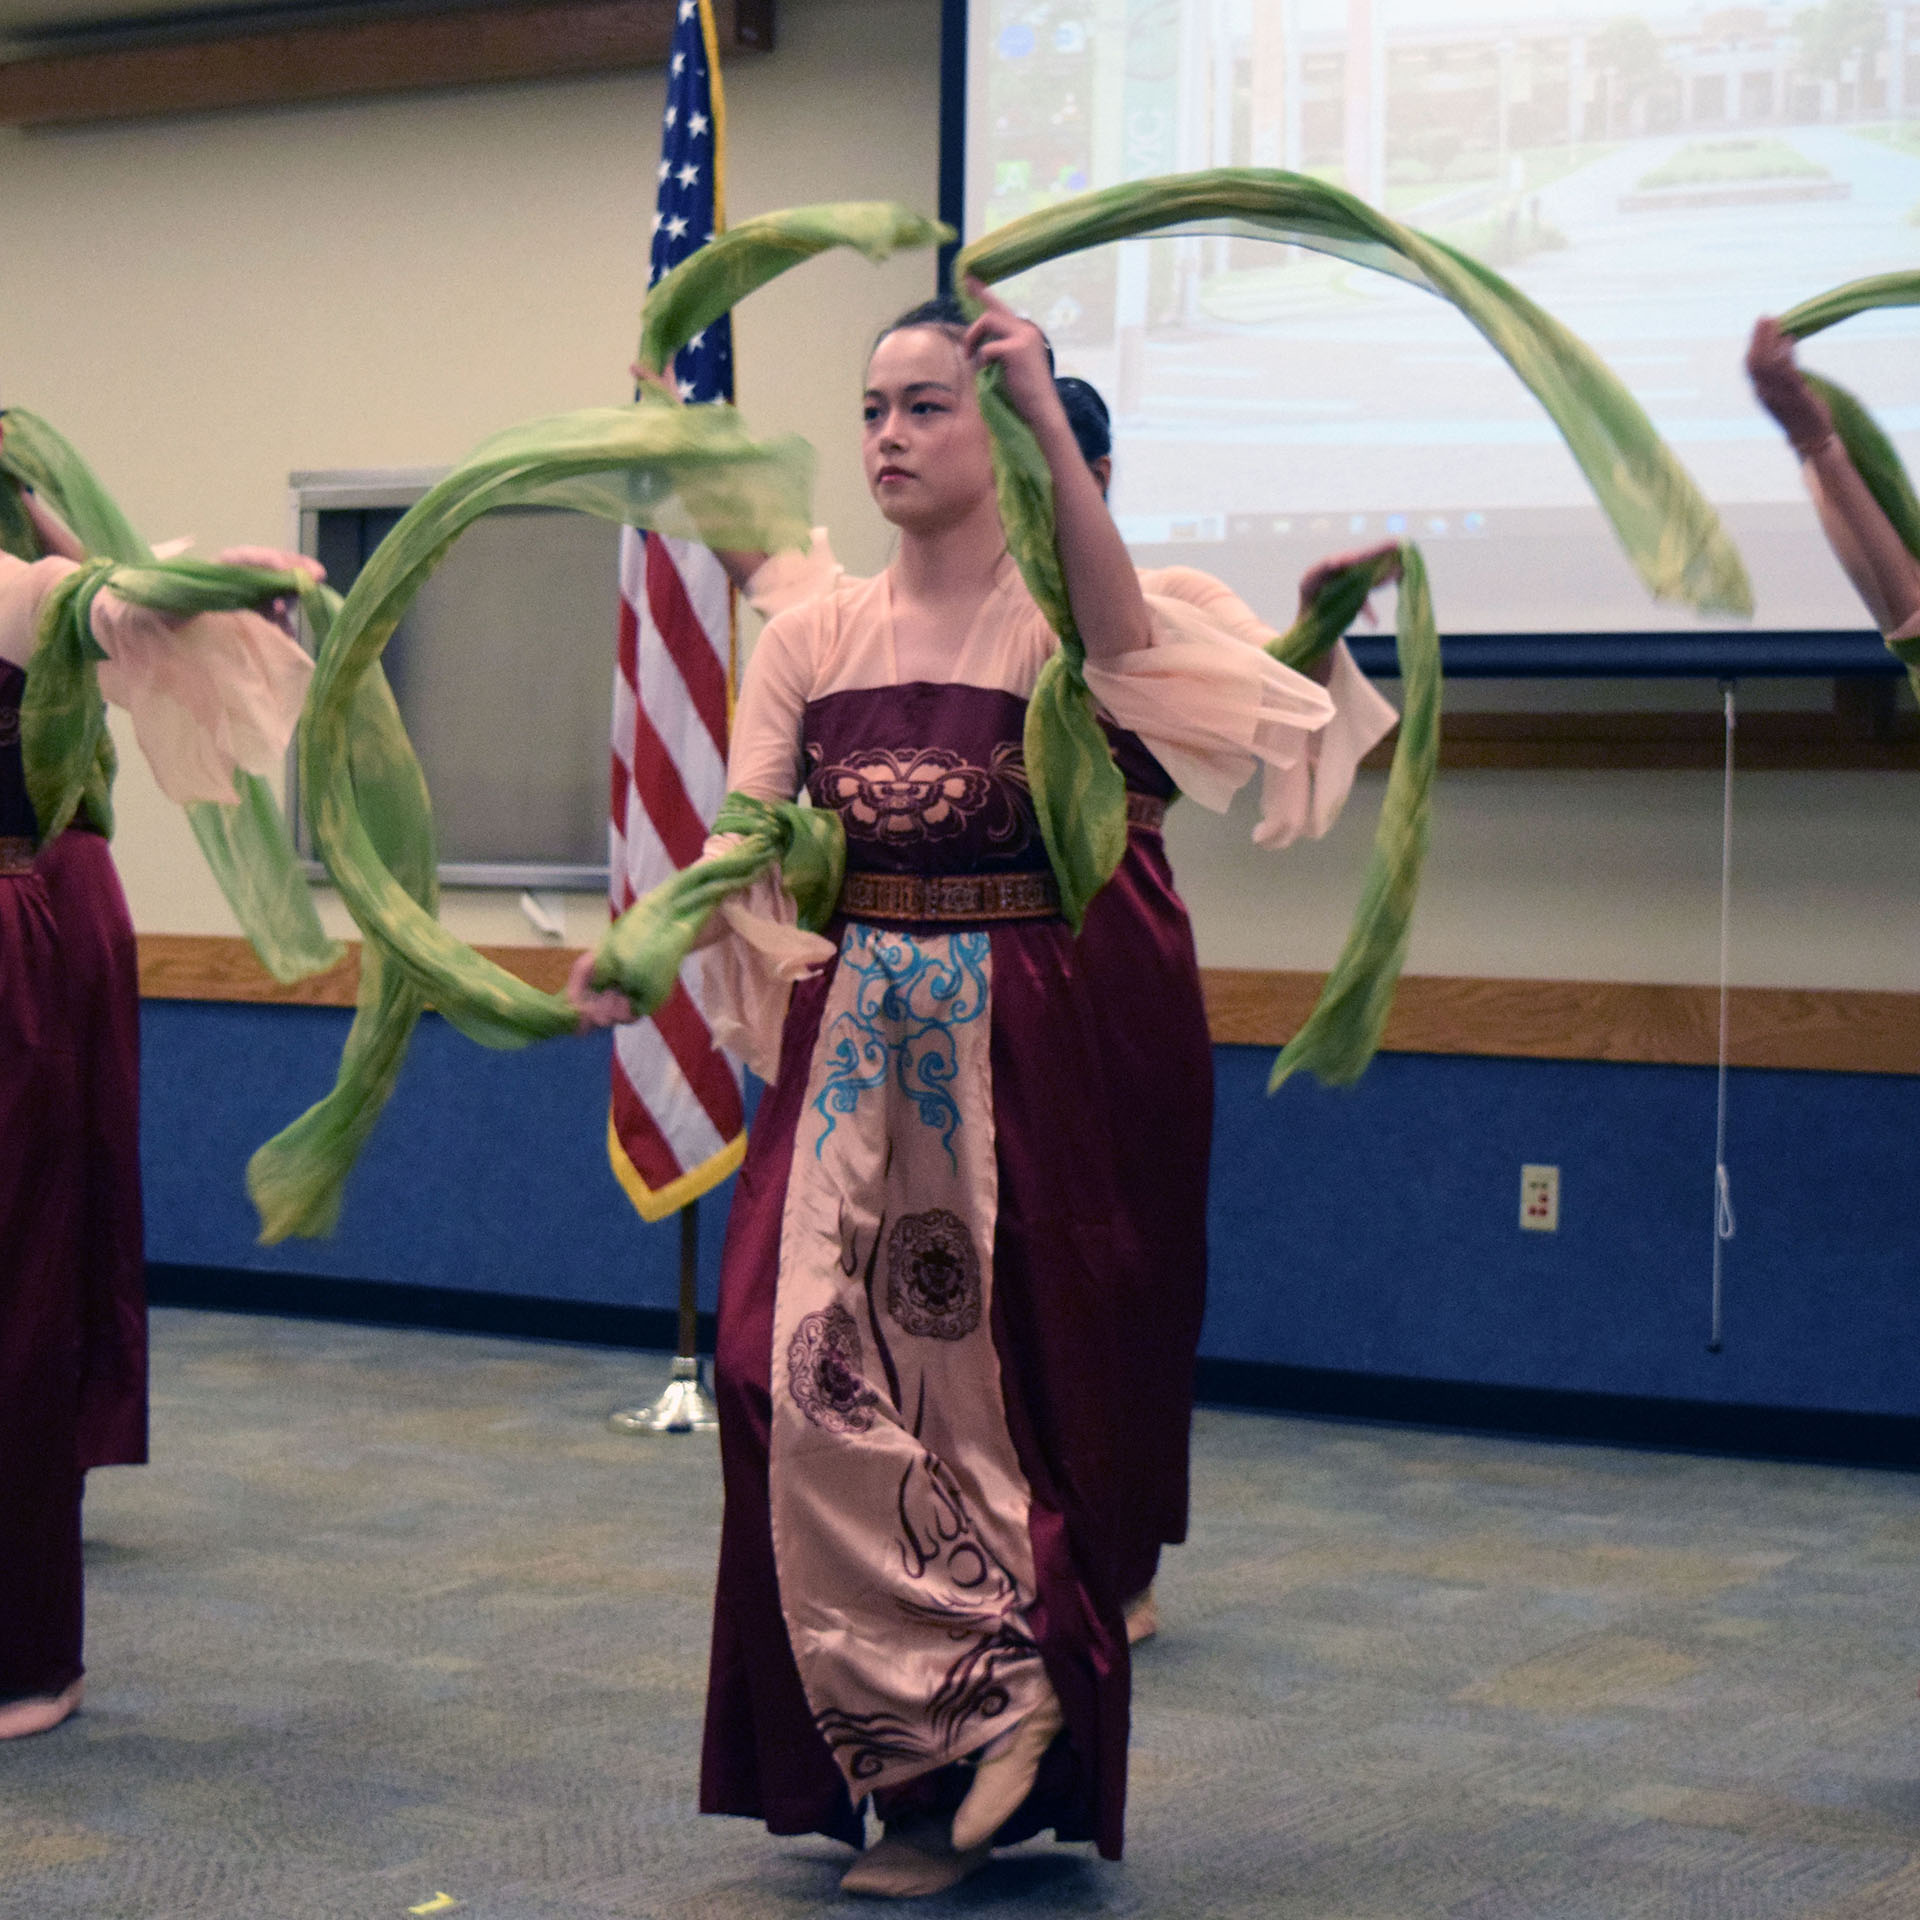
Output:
[{"xmin": 694, "ymin": 551, "xmax": 1388, "ymax": 1855}]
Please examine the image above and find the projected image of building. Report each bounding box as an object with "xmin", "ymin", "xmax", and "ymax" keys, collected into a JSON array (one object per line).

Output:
[{"xmin": 970, "ymin": 0, "xmax": 1920, "ymax": 634}]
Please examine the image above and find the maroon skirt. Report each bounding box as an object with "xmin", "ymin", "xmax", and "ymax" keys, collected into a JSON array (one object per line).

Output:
[
  {"xmin": 1075, "ymin": 815, "xmax": 1213, "ymax": 1600},
  {"xmin": 0, "ymin": 855, "xmax": 86, "ymax": 1699},
  {"xmin": 38, "ymin": 828, "xmax": 147, "ymax": 1471},
  {"xmin": 0, "ymin": 826, "xmax": 144, "ymax": 1702}
]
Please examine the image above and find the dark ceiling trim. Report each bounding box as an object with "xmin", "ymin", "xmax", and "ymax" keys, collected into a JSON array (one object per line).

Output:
[{"xmin": 0, "ymin": 0, "xmax": 772, "ymax": 125}]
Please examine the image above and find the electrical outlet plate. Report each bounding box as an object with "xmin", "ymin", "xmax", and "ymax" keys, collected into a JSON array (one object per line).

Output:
[{"xmin": 1520, "ymin": 1164, "xmax": 1560, "ymax": 1232}]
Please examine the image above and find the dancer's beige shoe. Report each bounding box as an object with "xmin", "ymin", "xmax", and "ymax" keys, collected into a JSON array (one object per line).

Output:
[
  {"xmin": 1124, "ymin": 1586, "xmax": 1160, "ymax": 1645},
  {"xmin": 0, "ymin": 1677, "xmax": 83, "ymax": 1740},
  {"xmin": 950, "ymin": 1686, "xmax": 1065, "ymax": 1853},
  {"xmin": 839, "ymin": 1816, "xmax": 989, "ymax": 1898}
]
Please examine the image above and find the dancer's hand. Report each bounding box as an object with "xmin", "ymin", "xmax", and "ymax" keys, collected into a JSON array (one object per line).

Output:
[
  {"xmin": 1746, "ymin": 317, "xmax": 1833, "ymax": 457},
  {"xmin": 1298, "ymin": 538, "xmax": 1403, "ymax": 625},
  {"xmin": 567, "ymin": 949, "xmax": 636, "ymax": 1030},
  {"xmin": 630, "ymin": 361, "xmax": 683, "ymax": 405},
  {"xmin": 0, "ymin": 418, "xmax": 88, "ymax": 563},
  {"xmin": 216, "ymin": 545, "xmax": 325, "ymax": 580},
  {"xmin": 216, "ymin": 547, "xmax": 326, "ymax": 635},
  {"xmin": 961, "ymin": 277, "xmax": 1064, "ymax": 438}
]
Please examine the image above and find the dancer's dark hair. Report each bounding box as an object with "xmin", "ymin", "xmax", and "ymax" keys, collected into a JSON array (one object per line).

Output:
[
  {"xmin": 872, "ymin": 293, "xmax": 1058, "ymax": 373},
  {"xmin": 1054, "ymin": 375, "xmax": 1111, "ymax": 466}
]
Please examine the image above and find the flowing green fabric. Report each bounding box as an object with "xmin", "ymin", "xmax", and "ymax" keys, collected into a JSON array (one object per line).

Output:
[
  {"xmin": 246, "ymin": 401, "xmax": 817, "ymax": 1239},
  {"xmin": 956, "ymin": 167, "xmax": 1750, "ymax": 1083},
  {"xmin": 1, "ymin": 408, "xmax": 342, "ymax": 981},
  {"xmin": 18, "ymin": 553, "xmax": 344, "ymax": 983},
  {"xmin": 1271, "ymin": 548, "xmax": 1405, "ymax": 676},
  {"xmin": 0, "ymin": 408, "xmax": 151, "ymax": 565},
  {"xmin": 1269, "ymin": 546, "xmax": 1438, "ymax": 1090},
  {"xmin": 1777, "ymin": 270, "xmax": 1920, "ymax": 343},
  {"xmin": 249, "ymin": 584, "xmax": 440, "ymax": 1240},
  {"xmin": 0, "ymin": 473, "xmax": 39, "ymax": 562},
  {"xmin": 1778, "ymin": 272, "xmax": 1920, "ymax": 695},
  {"xmin": 959, "ymin": 172, "xmax": 1751, "ymax": 618},
  {"xmin": 254, "ymin": 205, "xmax": 959, "ymax": 1239},
  {"xmin": 587, "ymin": 791, "xmax": 844, "ymax": 1004},
  {"xmin": 295, "ymin": 402, "xmax": 815, "ymax": 1045},
  {"xmin": 1262, "ymin": 542, "xmax": 1440, "ymax": 1089},
  {"xmin": 637, "ymin": 202, "xmax": 954, "ymax": 374}
]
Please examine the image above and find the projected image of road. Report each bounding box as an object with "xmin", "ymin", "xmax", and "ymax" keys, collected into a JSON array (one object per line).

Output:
[{"xmin": 968, "ymin": 0, "xmax": 1920, "ymax": 633}]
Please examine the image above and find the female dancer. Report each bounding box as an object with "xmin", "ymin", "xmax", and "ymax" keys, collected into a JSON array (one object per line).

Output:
[
  {"xmin": 731, "ymin": 361, "xmax": 1398, "ymax": 1645},
  {"xmin": 582, "ymin": 285, "xmax": 1354, "ymax": 1894},
  {"xmin": 1746, "ymin": 317, "xmax": 1920, "ymax": 637},
  {"xmin": 0, "ymin": 427, "xmax": 314, "ymax": 1738}
]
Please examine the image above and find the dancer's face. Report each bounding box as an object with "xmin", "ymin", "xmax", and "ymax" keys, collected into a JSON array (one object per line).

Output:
[{"xmin": 862, "ymin": 326, "xmax": 997, "ymax": 533}]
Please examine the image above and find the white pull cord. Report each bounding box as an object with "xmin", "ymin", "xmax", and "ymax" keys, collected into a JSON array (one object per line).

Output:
[{"xmin": 1709, "ymin": 681, "xmax": 1736, "ymax": 1353}]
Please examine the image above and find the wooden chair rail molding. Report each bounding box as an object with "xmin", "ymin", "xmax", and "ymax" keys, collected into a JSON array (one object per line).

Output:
[
  {"xmin": 138, "ymin": 934, "xmax": 1920, "ymax": 1076},
  {"xmin": 138, "ymin": 931, "xmax": 580, "ymax": 1003},
  {"xmin": 0, "ymin": 0, "xmax": 773, "ymax": 128}
]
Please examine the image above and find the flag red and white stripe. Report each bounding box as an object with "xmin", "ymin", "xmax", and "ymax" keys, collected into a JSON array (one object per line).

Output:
[
  {"xmin": 605, "ymin": 0, "xmax": 743, "ymax": 1221},
  {"xmin": 606, "ymin": 526, "xmax": 746, "ymax": 1218}
]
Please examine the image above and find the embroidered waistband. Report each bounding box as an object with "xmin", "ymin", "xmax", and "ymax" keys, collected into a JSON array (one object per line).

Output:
[
  {"xmin": 1127, "ymin": 792, "xmax": 1169, "ymax": 831},
  {"xmin": 839, "ymin": 868, "xmax": 1062, "ymax": 925},
  {"xmin": 0, "ymin": 836, "xmax": 37, "ymax": 876}
]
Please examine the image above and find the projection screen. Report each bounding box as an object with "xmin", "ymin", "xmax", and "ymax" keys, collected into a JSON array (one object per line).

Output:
[{"xmin": 963, "ymin": 0, "xmax": 1920, "ymax": 637}]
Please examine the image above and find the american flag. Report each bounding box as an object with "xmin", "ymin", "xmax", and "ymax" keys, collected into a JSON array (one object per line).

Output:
[{"xmin": 606, "ymin": 0, "xmax": 744, "ymax": 1221}]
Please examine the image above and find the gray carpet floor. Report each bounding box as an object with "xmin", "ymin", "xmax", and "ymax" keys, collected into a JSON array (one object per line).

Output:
[{"xmin": 3, "ymin": 1308, "xmax": 1919, "ymax": 1919}]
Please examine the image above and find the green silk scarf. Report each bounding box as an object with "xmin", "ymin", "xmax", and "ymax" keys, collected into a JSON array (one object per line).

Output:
[
  {"xmin": 1, "ymin": 408, "xmax": 341, "ymax": 983},
  {"xmin": 952, "ymin": 169, "xmax": 1750, "ymax": 1087},
  {"xmin": 255, "ymin": 205, "xmax": 946, "ymax": 1240}
]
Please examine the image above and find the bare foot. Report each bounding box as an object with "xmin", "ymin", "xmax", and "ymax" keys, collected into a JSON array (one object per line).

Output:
[
  {"xmin": 1124, "ymin": 1586, "xmax": 1160, "ymax": 1646},
  {"xmin": 0, "ymin": 1677, "xmax": 82, "ymax": 1739}
]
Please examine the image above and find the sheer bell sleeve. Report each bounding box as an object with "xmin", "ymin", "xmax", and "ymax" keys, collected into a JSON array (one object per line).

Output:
[
  {"xmin": 692, "ymin": 601, "xmax": 834, "ymax": 1082},
  {"xmin": 741, "ymin": 527, "xmax": 843, "ymax": 622},
  {"xmin": 89, "ymin": 592, "xmax": 314, "ymax": 806},
  {"xmin": 1090, "ymin": 565, "xmax": 1398, "ymax": 846},
  {"xmin": 1254, "ymin": 636, "xmax": 1400, "ymax": 849}
]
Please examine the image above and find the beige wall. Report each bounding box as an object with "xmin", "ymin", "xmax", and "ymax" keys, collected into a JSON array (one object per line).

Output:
[
  {"xmin": 1166, "ymin": 763, "xmax": 1920, "ymax": 991},
  {"xmin": 5, "ymin": 0, "xmax": 1919, "ymax": 989},
  {"xmin": 0, "ymin": 0, "xmax": 941, "ymax": 947}
]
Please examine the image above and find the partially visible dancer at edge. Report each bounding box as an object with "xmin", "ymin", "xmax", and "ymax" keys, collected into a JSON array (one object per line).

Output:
[
  {"xmin": 577, "ymin": 286, "xmax": 1384, "ymax": 1897},
  {"xmin": 0, "ymin": 417, "xmax": 317, "ymax": 1740},
  {"xmin": 1746, "ymin": 316, "xmax": 1920, "ymax": 638},
  {"xmin": 704, "ymin": 339, "xmax": 1400, "ymax": 1649}
]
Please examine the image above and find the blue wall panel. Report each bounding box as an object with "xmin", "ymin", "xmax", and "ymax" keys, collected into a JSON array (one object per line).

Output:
[
  {"xmin": 1212, "ymin": 1050, "xmax": 1920, "ymax": 1418},
  {"xmin": 142, "ymin": 1002, "xmax": 1920, "ymax": 1420},
  {"xmin": 141, "ymin": 1001, "xmax": 729, "ymax": 1310}
]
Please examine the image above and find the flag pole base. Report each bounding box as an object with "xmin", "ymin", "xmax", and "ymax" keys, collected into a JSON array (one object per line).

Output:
[{"xmin": 609, "ymin": 1354, "xmax": 719, "ymax": 1435}]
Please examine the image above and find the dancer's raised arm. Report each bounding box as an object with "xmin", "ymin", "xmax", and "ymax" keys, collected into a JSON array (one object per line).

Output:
[
  {"xmin": 961, "ymin": 276, "xmax": 1151, "ymax": 662},
  {"xmin": 1747, "ymin": 316, "xmax": 1920, "ymax": 638}
]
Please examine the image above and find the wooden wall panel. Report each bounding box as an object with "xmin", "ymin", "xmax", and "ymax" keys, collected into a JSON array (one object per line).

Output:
[
  {"xmin": 0, "ymin": 0, "xmax": 773, "ymax": 128},
  {"xmin": 1201, "ymin": 968, "xmax": 1920, "ymax": 1076},
  {"xmin": 138, "ymin": 931, "xmax": 577, "ymax": 1007},
  {"xmin": 142, "ymin": 935, "xmax": 1920, "ymax": 1076}
]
